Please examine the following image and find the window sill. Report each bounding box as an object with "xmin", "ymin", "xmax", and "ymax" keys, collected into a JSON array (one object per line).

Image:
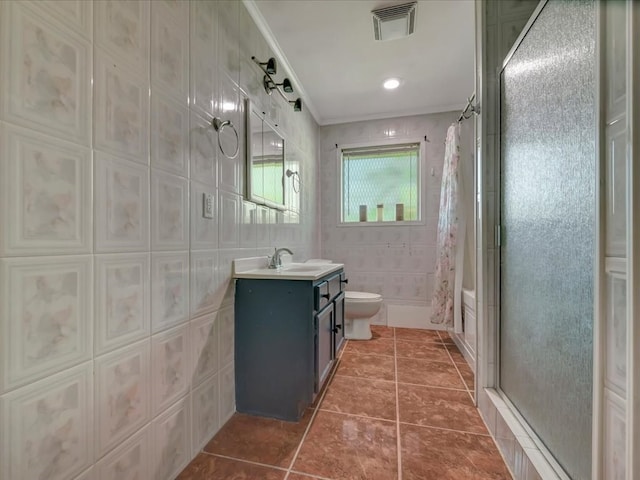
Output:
[{"xmin": 337, "ymin": 220, "xmax": 425, "ymax": 227}]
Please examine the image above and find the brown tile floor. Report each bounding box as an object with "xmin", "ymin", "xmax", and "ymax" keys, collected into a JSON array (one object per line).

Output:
[{"xmin": 178, "ymin": 327, "xmax": 511, "ymax": 480}]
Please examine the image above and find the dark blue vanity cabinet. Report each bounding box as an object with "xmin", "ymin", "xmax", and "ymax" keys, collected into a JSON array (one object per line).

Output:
[{"xmin": 234, "ymin": 269, "xmax": 346, "ymax": 422}]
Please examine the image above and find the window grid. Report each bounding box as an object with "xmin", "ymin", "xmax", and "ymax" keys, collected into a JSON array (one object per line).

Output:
[{"xmin": 341, "ymin": 143, "xmax": 420, "ymax": 223}]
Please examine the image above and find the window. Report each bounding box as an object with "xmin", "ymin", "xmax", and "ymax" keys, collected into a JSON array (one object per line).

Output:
[{"xmin": 340, "ymin": 142, "xmax": 421, "ymax": 223}]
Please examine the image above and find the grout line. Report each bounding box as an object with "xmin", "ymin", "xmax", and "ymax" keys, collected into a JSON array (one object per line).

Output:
[
  {"xmin": 200, "ymin": 451, "xmax": 289, "ymax": 472},
  {"xmin": 288, "ymin": 470, "xmax": 335, "ymax": 480},
  {"xmin": 316, "ymin": 407, "xmax": 396, "ymax": 424},
  {"xmin": 393, "ymin": 327, "xmax": 403, "ymax": 480},
  {"xmin": 396, "ymin": 381, "xmax": 471, "ymax": 392},
  {"xmin": 397, "ymin": 421, "xmax": 492, "ymax": 437},
  {"xmin": 394, "ymin": 354, "xmax": 458, "ymax": 364},
  {"xmin": 439, "ymin": 331, "xmax": 475, "ymax": 403},
  {"xmin": 284, "ymin": 338, "xmax": 350, "ymax": 479},
  {"xmin": 331, "ymin": 372, "xmax": 396, "ymax": 383}
]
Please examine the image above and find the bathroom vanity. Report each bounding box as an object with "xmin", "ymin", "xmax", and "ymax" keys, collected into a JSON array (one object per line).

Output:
[{"xmin": 233, "ymin": 261, "xmax": 347, "ymax": 422}]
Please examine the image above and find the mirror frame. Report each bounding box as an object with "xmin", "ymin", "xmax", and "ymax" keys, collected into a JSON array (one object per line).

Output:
[{"xmin": 245, "ymin": 98, "xmax": 286, "ymax": 210}]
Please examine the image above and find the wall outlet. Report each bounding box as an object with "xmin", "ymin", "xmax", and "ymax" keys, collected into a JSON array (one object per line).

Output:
[{"xmin": 203, "ymin": 193, "xmax": 214, "ymax": 219}]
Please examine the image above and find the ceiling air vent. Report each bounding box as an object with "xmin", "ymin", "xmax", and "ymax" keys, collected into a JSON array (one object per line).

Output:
[{"xmin": 372, "ymin": 2, "xmax": 417, "ymax": 41}]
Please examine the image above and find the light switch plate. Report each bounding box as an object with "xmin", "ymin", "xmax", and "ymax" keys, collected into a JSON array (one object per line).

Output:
[{"xmin": 203, "ymin": 193, "xmax": 214, "ymax": 219}]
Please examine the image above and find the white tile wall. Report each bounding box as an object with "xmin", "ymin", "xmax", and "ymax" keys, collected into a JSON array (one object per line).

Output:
[
  {"xmin": 0, "ymin": 0, "xmax": 320, "ymax": 477},
  {"xmin": 319, "ymin": 112, "xmax": 461, "ymax": 326}
]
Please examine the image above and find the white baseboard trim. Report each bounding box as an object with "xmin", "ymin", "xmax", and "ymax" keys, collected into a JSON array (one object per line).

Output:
[
  {"xmin": 451, "ymin": 332, "xmax": 476, "ymax": 372},
  {"xmin": 386, "ymin": 303, "xmax": 447, "ymax": 330}
]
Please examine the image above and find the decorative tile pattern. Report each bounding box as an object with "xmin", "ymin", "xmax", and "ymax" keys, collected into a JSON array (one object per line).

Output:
[
  {"xmin": 218, "ymin": 305, "xmax": 234, "ymax": 368},
  {"xmin": 26, "ymin": 0, "xmax": 92, "ymax": 38},
  {"xmin": 1, "ymin": 256, "xmax": 92, "ymax": 392},
  {"xmin": 398, "ymin": 384, "xmax": 484, "ymax": 433},
  {"xmin": 95, "ymin": 340, "xmax": 150, "ymax": 457},
  {"xmin": 217, "ymin": 74, "xmax": 243, "ymax": 194},
  {"xmin": 218, "ymin": 191, "xmax": 240, "ymax": 248},
  {"xmin": 395, "ymin": 340, "xmax": 451, "ymax": 362},
  {"xmin": 0, "ymin": 362, "xmax": 93, "ymax": 480},
  {"xmin": 396, "ymin": 357, "xmax": 466, "ymax": 389},
  {"xmin": 151, "ymin": 92, "xmax": 189, "ymax": 177},
  {"xmin": 1, "ymin": 2, "xmax": 91, "ymax": 144},
  {"xmin": 177, "ymin": 454, "xmax": 286, "ymax": 480},
  {"xmin": 293, "ymin": 411, "xmax": 398, "ymax": 480},
  {"xmin": 204, "ymin": 410, "xmax": 313, "ymax": 468},
  {"xmin": 344, "ymin": 337, "xmax": 395, "ymax": 357},
  {"xmin": 219, "ymin": 362, "xmax": 235, "ymax": 423},
  {"xmin": 190, "ymin": 112, "xmax": 217, "ymax": 187},
  {"xmin": 94, "ymin": 0, "xmax": 150, "ymax": 74},
  {"xmin": 240, "ymin": 201, "xmax": 257, "ymax": 248},
  {"xmin": 321, "ymin": 375, "xmax": 396, "ymax": 421},
  {"xmin": 190, "ymin": 251, "xmax": 219, "ymax": 317},
  {"xmin": 191, "ymin": 373, "xmax": 219, "ymax": 452},
  {"xmin": 151, "ymin": 0, "xmax": 189, "ymax": 100},
  {"xmin": 151, "ymin": 325, "xmax": 189, "ymax": 416},
  {"xmin": 95, "ymin": 151, "xmax": 149, "ymax": 253},
  {"xmin": 604, "ymin": 390, "xmax": 626, "ymax": 480},
  {"xmin": 95, "ymin": 253, "xmax": 150, "ymax": 355},
  {"xmin": 606, "ymin": 269, "xmax": 627, "ymax": 395},
  {"xmin": 96, "ymin": 425, "xmax": 150, "ymax": 480},
  {"xmin": 605, "ymin": 120, "xmax": 627, "ymax": 257},
  {"xmin": 216, "ymin": 0, "xmax": 240, "ymax": 80},
  {"xmin": 151, "ymin": 171, "xmax": 189, "ymax": 251},
  {"xmin": 1, "ymin": 124, "xmax": 91, "ymax": 256},
  {"xmin": 94, "ymin": 48, "xmax": 149, "ymax": 164},
  {"xmin": 336, "ymin": 352, "xmax": 395, "ymax": 381},
  {"xmin": 189, "ymin": 0, "xmax": 216, "ymax": 118},
  {"xmin": 152, "ymin": 396, "xmax": 191, "ymax": 480},
  {"xmin": 400, "ymin": 423, "xmax": 510, "ymax": 480},
  {"xmin": 190, "ymin": 312, "xmax": 219, "ymax": 387},
  {"xmin": 151, "ymin": 252, "xmax": 189, "ymax": 333}
]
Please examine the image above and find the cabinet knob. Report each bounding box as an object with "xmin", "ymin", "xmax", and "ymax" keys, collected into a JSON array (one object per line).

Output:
[
  {"xmin": 321, "ymin": 293, "xmax": 330, "ymax": 300},
  {"xmin": 341, "ymin": 278, "xmax": 349, "ymax": 284}
]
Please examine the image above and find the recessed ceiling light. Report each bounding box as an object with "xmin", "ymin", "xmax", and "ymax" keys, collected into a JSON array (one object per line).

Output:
[{"xmin": 384, "ymin": 78, "xmax": 400, "ymax": 90}]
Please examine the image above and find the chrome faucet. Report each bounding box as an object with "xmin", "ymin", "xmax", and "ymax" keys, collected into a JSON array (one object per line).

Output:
[{"xmin": 268, "ymin": 247, "xmax": 293, "ymax": 269}]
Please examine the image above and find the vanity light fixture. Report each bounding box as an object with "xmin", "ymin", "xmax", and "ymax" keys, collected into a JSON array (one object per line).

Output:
[
  {"xmin": 290, "ymin": 98, "xmax": 302, "ymax": 112},
  {"xmin": 252, "ymin": 55, "xmax": 302, "ymax": 112},
  {"xmin": 257, "ymin": 56, "xmax": 277, "ymax": 74},
  {"xmin": 383, "ymin": 78, "xmax": 400, "ymax": 90},
  {"xmin": 277, "ymin": 78, "xmax": 294, "ymax": 93}
]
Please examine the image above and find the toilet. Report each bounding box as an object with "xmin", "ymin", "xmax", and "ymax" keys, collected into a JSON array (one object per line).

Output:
[
  {"xmin": 344, "ymin": 291, "xmax": 382, "ymax": 340},
  {"xmin": 304, "ymin": 259, "xmax": 383, "ymax": 341}
]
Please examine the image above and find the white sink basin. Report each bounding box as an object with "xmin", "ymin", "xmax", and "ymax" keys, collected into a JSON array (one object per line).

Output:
[
  {"xmin": 281, "ymin": 265, "xmax": 325, "ymax": 272},
  {"xmin": 233, "ymin": 259, "xmax": 344, "ymax": 280}
]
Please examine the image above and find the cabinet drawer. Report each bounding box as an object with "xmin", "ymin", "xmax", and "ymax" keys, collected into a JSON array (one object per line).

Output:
[
  {"xmin": 315, "ymin": 281, "xmax": 330, "ymax": 310},
  {"xmin": 327, "ymin": 273, "xmax": 342, "ymax": 301}
]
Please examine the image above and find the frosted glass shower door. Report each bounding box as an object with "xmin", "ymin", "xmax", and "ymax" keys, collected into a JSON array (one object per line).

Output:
[{"xmin": 499, "ymin": 1, "xmax": 595, "ymax": 479}]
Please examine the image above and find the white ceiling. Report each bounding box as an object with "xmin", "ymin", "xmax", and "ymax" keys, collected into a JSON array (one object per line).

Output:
[{"xmin": 247, "ymin": 0, "xmax": 476, "ymax": 126}]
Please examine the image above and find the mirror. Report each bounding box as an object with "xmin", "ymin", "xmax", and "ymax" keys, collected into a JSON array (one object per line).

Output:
[{"xmin": 245, "ymin": 99, "xmax": 285, "ymax": 209}]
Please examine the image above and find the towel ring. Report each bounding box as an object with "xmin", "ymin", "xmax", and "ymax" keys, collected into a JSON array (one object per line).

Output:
[{"xmin": 212, "ymin": 117, "xmax": 239, "ymax": 159}]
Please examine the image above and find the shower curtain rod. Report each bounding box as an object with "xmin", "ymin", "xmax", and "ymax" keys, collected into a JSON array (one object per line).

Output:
[{"xmin": 457, "ymin": 93, "xmax": 480, "ymax": 122}]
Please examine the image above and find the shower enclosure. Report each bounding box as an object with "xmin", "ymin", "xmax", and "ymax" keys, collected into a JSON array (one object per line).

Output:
[{"xmin": 499, "ymin": 1, "xmax": 596, "ymax": 479}]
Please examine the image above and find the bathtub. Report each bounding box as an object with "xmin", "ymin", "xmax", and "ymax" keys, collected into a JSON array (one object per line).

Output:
[{"xmin": 460, "ymin": 288, "xmax": 476, "ymax": 368}]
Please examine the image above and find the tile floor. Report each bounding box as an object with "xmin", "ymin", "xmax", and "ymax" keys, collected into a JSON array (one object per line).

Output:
[{"xmin": 178, "ymin": 326, "xmax": 511, "ymax": 480}]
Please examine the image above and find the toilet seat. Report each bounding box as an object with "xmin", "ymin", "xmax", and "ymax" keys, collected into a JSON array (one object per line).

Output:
[{"xmin": 345, "ymin": 291, "xmax": 382, "ymax": 302}]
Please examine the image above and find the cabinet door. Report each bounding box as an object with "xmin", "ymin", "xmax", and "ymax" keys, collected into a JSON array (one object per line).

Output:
[
  {"xmin": 334, "ymin": 292, "xmax": 345, "ymax": 356},
  {"xmin": 315, "ymin": 304, "xmax": 334, "ymax": 392}
]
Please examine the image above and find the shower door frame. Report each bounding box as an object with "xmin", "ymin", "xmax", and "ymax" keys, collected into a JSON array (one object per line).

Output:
[
  {"xmin": 482, "ymin": 1, "xmax": 640, "ymax": 479},
  {"xmin": 478, "ymin": 0, "xmax": 610, "ymax": 478}
]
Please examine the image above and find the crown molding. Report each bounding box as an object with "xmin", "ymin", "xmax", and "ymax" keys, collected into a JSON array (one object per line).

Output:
[{"xmin": 243, "ymin": 0, "xmax": 322, "ymax": 124}]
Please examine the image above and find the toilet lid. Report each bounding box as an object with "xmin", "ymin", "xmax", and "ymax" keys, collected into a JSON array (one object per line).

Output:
[{"xmin": 345, "ymin": 291, "xmax": 382, "ymax": 302}]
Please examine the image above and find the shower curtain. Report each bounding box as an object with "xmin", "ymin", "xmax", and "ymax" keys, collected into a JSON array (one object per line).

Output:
[{"xmin": 431, "ymin": 123, "xmax": 465, "ymax": 333}]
